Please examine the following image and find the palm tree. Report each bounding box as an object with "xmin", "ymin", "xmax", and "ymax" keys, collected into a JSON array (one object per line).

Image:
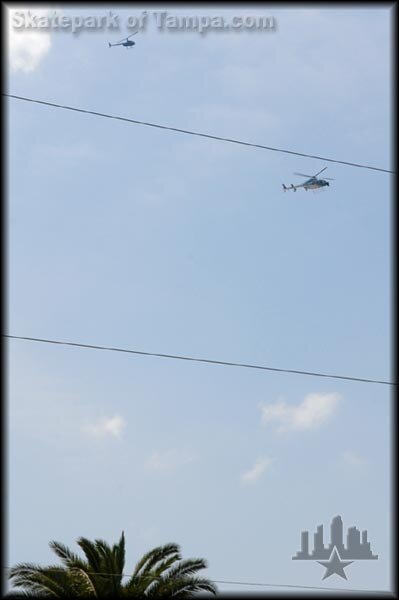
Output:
[{"xmin": 8, "ymin": 532, "xmax": 217, "ymax": 597}]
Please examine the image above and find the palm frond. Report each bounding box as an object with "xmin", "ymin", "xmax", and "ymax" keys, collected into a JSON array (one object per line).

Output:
[
  {"xmin": 123, "ymin": 572, "xmax": 160, "ymax": 596},
  {"xmin": 132, "ymin": 544, "xmax": 181, "ymax": 578},
  {"xmin": 149, "ymin": 554, "xmax": 181, "ymax": 579},
  {"xmin": 8, "ymin": 563, "xmax": 75, "ymax": 598},
  {"xmin": 112, "ymin": 531, "xmax": 126, "ymax": 575},
  {"xmin": 161, "ymin": 558, "xmax": 208, "ymax": 582},
  {"xmin": 73, "ymin": 538, "xmax": 117, "ymax": 596},
  {"xmin": 47, "ymin": 544, "xmax": 98, "ymax": 596},
  {"xmin": 68, "ymin": 567, "xmax": 99, "ymax": 596},
  {"xmin": 135, "ymin": 554, "xmax": 192, "ymax": 596},
  {"xmin": 94, "ymin": 538, "xmax": 112, "ymax": 556},
  {"xmin": 93, "ymin": 538, "xmax": 124, "ymax": 595},
  {"xmin": 158, "ymin": 575, "xmax": 217, "ymax": 597},
  {"xmin": 49, "ymin": 542, "xmax": 87, "ymax": 571},
  {"xmin": 76, "ymin": 538, "xmax": 102, "ymax": 572}
]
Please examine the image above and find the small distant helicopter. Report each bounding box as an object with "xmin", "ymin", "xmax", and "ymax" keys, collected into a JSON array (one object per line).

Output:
[
  {"xmin": 108, "ymin": 32, "xmax": 138, "ymax": 49},
  {"xmin": 282, "ymin": 167, "xmax": 334, "ymax": 192}
]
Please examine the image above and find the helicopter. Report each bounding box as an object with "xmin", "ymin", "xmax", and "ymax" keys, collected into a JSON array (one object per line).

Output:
[
  {"xmin": 282, "ymin": 166, "xmax": 334, "ymax": 192},
  {"xmin": 108, "ymin": 32, "xmax": 138, "ymax": 49}
]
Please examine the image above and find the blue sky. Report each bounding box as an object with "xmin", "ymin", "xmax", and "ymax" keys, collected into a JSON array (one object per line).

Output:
[{"xmin": 7, "ymin": 4, "xmax": 393, "ymax": 594}]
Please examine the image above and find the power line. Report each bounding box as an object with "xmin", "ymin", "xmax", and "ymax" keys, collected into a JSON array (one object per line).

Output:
[
  {"xmin": 3, "ymin": 334, "xmax": 395, "ymax": 386},
  {"xmin": 1, "ymin": 568, "xmax": 388, "ymax": 594},
  {"xmin": 3, "ymin": 93, "xmax": 394, "ymax": 174},
  {"xmin": 211, "ymin": 579, "xmax": 388, "ymax": 594}
]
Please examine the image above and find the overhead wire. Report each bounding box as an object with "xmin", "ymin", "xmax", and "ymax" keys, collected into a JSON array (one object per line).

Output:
[
  {"xmin": 3, "ymin": 93, "xmax": 395, "ymax": 174},
  {"xmin": 1, "ymin": 567, "xmax": 388, "ymax": 594},
  {"xmin": 3, "ymin": 335, "xmax": 395, "ymax": 386}
]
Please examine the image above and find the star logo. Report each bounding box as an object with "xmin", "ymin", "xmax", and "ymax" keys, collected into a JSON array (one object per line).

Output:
[
  {"xmin": 317, "ymin": 547, "xmax": 353, "ymax": 580},
  {"xmin": 292, "ymin": 515, "xmax": 378, "ymax": 581}
]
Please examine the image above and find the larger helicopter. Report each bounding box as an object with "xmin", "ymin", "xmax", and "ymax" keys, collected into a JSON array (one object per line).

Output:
[
  {"xmin": 108, "ymin": 32, "xmax": 138, "ymax": 49},
  {"xmin": 282, "ymin": 167, "xmax": 334, "ymax": 192}
]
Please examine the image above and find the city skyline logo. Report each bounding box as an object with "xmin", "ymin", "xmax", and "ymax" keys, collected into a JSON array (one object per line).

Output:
[{"xmin": 292, "ymin": 515, "xmax": 378, "ymax": 580}]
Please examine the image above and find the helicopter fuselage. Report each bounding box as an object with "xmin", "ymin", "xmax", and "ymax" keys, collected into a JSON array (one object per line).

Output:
[
  {"xmin": 108, "ymin": 39, "xmax": 136, "ymax": 48},
  {"xmin": 282, "ymin": 166, "xmax": 332, "ymax": 192},
  {"xmin": 302, "ymin": 178, "xmax": 329, "ymax": 190},
  {"xmin": 282, "ymin": 177, "xmax": 330, "ymax": 192}
]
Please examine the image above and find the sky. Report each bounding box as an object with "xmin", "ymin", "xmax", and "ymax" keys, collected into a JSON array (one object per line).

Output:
[{"xmin": 5, "ymin": 3, "xmax": 393, "ymax": 595}]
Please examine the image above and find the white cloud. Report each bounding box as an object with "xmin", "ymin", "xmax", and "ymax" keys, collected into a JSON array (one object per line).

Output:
[
  {"xmin": 241, "ymin": 456, "xmax": 274, "ymax": 485},
  {"xmin": 259, "ymin": 393, "xmax": 340, "ymax": 433},
  {"xmin": 145, "ymin": 449, "xmax": 196, "ymax": 472},
  {"xmin": 7, "ymin": 8, "xmax": 52, "ymax": 73},
  {"xmin": 82, "ymin": 415, "xmax": 126, "ymax": 438}
]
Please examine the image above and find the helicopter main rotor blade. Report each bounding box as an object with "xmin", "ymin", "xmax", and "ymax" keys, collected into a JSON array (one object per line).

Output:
[
  {"xmin": 314, "ymin": 166, "xmax": 328, "ymax": 177},
  {"xmin": 324, "ymin": 177, "xmax": 335, "ymax": 180},
  {"xmin": 293, "ymin": 172, "xmax": 313, "ymax": 178},
  {"xmin": 113, "ymin": 31, "xmax": 138, "ymax": 43}
]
